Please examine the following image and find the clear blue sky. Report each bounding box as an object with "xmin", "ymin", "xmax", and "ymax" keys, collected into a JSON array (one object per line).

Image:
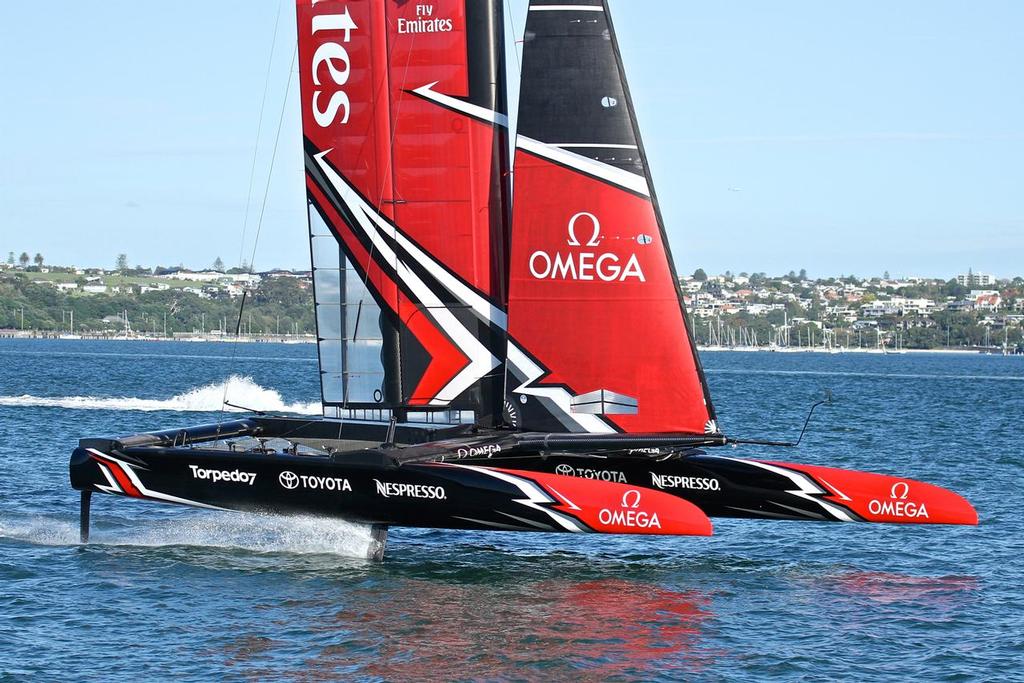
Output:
[{"xmin": 1, "ymin": 1, "xmax": 1021, "ymax": 279}]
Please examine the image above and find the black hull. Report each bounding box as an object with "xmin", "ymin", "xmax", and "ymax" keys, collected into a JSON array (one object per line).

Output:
[{"xmin": 70, "ymin": 416, "xmax": 976, "ymax": 540}]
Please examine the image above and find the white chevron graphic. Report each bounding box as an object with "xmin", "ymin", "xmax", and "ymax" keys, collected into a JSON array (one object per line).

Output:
[
  {"xmin": 506, "ymin": 342, "xmax": 615, "ymax": 434},
  {"xmin": 410, "ymin": 81, "xmax": 509, "ymax": 128},
  {"xmin": 313, "ymin": 151, "xmax": 503, "ymax": 405}
]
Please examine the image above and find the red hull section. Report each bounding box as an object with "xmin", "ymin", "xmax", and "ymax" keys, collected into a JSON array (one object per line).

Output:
[
  {"xmin": 495, "ymin": 468, "xmax": 713, "ymax": 536},
  {"xmin": 768, "ymin": 461, "xmax": 978, "ymax": 526}
]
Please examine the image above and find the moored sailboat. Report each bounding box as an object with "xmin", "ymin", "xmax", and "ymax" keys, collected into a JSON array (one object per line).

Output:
[{"xmin": 70, "ymin": 0, "xmax": 976, "ymax": 559}]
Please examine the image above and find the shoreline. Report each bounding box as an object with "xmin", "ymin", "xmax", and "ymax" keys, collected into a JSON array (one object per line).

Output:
[
  {"xmin": 695, "ymin": 345, "xmax": 998, "ymax": 355},
  {"xmin": 1, "ymin": 331, "xmax": 1015, "ymax": 354},
  {"xmin": 0, "ymin": 331, "xmax": 316, "ymax": 344}
]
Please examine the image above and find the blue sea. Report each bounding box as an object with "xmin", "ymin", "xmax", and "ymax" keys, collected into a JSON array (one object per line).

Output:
[{"xmin": 0, "ymin": 339, "xmax": 1020, "ymax": 681}]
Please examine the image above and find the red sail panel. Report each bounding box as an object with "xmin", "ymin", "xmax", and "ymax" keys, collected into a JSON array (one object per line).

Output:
[
  {"xmin": 507, "ymin": 153, "xmax": 713, "ymax": 434},
  {"xmin": 296, "ymin": 0, "xmax": 510, "ymax": 417},
  {"xmin": 383, "ymin": 0, "xmax": 511, "ymax": 407},
  {"xmin": 504, "ymin": 0, "xmax": 716, "ymax": 434},
  {"xmin": 298, "ymin": 0, "xmax": 395, "ymax": 213},
  {"xmin": 387, "ymin": 1, "xmax": 484, "ymax": 291}
]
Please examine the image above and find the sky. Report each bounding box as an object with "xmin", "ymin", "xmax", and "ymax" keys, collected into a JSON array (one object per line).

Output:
[{"xmin": 1, "ymin": 1, "xmax": 1021, "ymax": 279}]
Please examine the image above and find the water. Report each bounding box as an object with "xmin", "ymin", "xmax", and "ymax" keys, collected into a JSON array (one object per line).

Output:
[{"xmin": 0, "ymin": 339, "xmax": 1020, "ymax": 680}]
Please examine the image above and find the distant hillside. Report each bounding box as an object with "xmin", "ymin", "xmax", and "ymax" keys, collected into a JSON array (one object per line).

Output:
[{"xmin": 0, "ymin": 269, "xmax": 314, "ymax": 336}]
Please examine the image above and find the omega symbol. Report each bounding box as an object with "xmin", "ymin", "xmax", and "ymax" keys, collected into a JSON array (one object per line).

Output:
[
  {"xmin": 890, "ymin": 481, "xmax": 909, "ymax": 500},
  {"xmin": 567, "ymin": 212, "xmax": 602, "ymax": 247}
]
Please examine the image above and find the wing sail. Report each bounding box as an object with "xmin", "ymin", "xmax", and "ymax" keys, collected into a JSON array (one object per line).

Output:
[
  {"xmin": 504, "ymin": 0, "xmax": 717, "ymax": 434},
  {"xmin": 296, "ymin": 0, "xmax": 511, "ymax": 422}
]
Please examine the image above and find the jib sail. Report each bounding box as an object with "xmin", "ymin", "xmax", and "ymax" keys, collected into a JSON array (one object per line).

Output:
[
  {"xmin": 504, "ymin": 0, "xmax": 718, "ymax": 435},
  {"xmin": 296, "ymin": 0, "xmax": 511, "ymax": 421}
]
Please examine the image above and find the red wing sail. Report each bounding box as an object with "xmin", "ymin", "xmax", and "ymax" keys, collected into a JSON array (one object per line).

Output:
[
  {"xmin": 296, "ymin": 0, "xmax": 510, "ymax": 420},
  {"xmin": 504, "ymin": 1, "xmax": 716, "ymax": 434}
]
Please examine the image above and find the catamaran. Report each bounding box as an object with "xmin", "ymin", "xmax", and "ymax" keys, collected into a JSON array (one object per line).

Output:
[{"xmin": 70, "ymin": 0, "xmax": 976, "ymax": 559}]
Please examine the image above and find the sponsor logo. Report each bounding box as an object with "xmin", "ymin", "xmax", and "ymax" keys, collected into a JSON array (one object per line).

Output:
[
  {"xmin": 456, "ymin": 444, "xmax": 502, "ymax": 458},
  {"xmin": 503, "ymin": 399, "xmax": 520, "ymax": 428},
  {"xmin": 374, "ymin": 480, "xmax": 446, "ymax": 500},
  {"xmin": 554, "ymin": 463, "xmax": 627, "ymax": 483},
  {"xmin": 650, "ymin": 472, "xmax": 721, "ymax": 492},
  {"xmin": 307, "ymin": 4, "xmax": 358, "ymax": 127},
  {"xmin": 397, "ymin": 5, "xmax": 454, "ymax": 34},
  {"xmin": 598, "ymin": 489, "xmax": 661, "ymax": 529},
  {"xmin": 868, "ymin": 481, "xmax": 928, "ymax": 519},
  {"xmin": 629, "ymin": 448, "xmax": 661, "ymax": 455},
  {"xmin": 528, "ymin": 213, "xmax": 646, "ymax": 283},
  {"xmin": 189, "ymin": 465, "xmax": 256, "ymax": 486},
  {"xmin": 279, "ymin": 470, "xmax": 352, "ymax": 493}
]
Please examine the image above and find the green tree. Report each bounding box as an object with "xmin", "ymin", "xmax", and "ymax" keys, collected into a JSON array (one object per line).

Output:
[
  {"xmin": 213, "ymin": 257, "xmax": 225, "ymax": 272},
  {"xmin": 116, "ymin": 253, "xmax": 128, "ymax": 273},
  {"xmin": 799, "ymin": 268, "xmax": 807, "ymax": 280},
  {"xmin": 941, "ymin": 279, "xmax": 968, "ymax": 299},
  {"xmin": 18, "ymin": 252, "xmax": 29, "ymax": 267},
  {"xmin": 33, "ymin": 253, "xmax": 44, "ymax": 268},
  {"xmin": 692, "ymin": 268, "xmax": 707, "ymax": 281},
  {"xmin": 6, "ymin": 252, "xmax": 13, "ymax": 265}
]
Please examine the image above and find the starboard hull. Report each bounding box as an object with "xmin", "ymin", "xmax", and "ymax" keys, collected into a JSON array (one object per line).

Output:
[{"xmin": 466, "ymin": 454, "xmax": 978, "ymax": 526}]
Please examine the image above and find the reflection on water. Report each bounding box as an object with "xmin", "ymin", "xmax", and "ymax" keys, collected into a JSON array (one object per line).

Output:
[
  {"xmin": 220, "ymin": 575, "xmax": 715, "ymax": 680},
  {"xmin": 820, "ymin": 569, "xmax": 980, "ymax": 608},
  {"xmin": 203, "ymin": 554, "xmax": 984, "ymax": 680}
]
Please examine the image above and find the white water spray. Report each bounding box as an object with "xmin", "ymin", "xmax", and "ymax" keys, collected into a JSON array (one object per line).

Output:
[
  {"xmin": 0, "ymin": 512, "xmax": 378, "ymax": 559},
  {"xmin": 0, "ymin": 375, "xmax": 320, "ymax": 415}
]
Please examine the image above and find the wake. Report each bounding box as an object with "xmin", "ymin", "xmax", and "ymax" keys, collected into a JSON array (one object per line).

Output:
[
  {"xmin": 0, "ymin": 511, "xmax": 377, "ymax": 559},
  {"xmin": 0, "ymin": 375, "xmax": 320, "ymax": 415}
]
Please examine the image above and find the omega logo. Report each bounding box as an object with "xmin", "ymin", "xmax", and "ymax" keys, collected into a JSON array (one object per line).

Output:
[{"xmin": 528, "ymin": 213, "xmax": 646, "ymax": 283}]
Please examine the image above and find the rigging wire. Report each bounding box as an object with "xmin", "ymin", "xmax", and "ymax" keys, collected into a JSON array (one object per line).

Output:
[
  {"xmin": 218, "ymin": 2, "xmax": 285, "ymax": 422},
  {"xmin": 220, "ymin": 43, "xmax": 298, "ymax": 417},
  {"xmin": 247, "ymin": 46, "xmax": 298, "ymax": 273},
  {"xmin": 504, "ymin": 0, "xmax": 524, "ymax": 76},
  {"xmin": 236, "ymin": 0, "xmax": 284, "ymax": 271},
  {"xmin": 341, "ymin": 19, "xmax": 420, "ymax": 416}
]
